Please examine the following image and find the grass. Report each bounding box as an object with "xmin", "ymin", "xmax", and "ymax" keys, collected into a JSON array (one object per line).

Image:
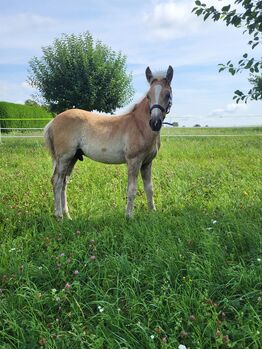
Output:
[{"xmin": 0, "ymin": 127, "xmax": 261, "ymax": 349}]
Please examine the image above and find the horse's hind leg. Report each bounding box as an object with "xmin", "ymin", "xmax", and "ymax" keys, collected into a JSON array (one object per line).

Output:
[
  {"xmin": 52, "ymin": 156, "xmax": 73, "ymax": 219},
  {"xmin": 141, "ymin": 161, "xmax": 156, "ymax": 211},
  {"xmin": 61, "ymin": 156, "xmax": 78, "ymax": 219}
]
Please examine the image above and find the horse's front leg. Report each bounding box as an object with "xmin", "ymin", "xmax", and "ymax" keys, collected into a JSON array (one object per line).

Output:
[
  {"xmin": 126, "ymin": 159, "xmax": 142, "ymax": 218},
  {"xmin": 141, "ymin": 161, "xmax": 156, "ymax": 211}
]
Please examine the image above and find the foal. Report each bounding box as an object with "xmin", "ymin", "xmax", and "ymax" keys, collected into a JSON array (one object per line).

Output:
[{"xmin": 44, "ymin": 65, "xmax": 173, "ymax": 219}]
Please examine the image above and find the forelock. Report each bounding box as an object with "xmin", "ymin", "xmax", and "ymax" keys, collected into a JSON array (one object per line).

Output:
[{"xmin": 152, "ymin": 71, "xmax": 166, "ymax": 81}]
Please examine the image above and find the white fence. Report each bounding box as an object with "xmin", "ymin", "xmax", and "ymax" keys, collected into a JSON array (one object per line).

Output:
[
  {"xmin": 1, "ymin": 118, "xmax": 262, "ymax": 143},
  {"xmin": 0, "ymin": 118, "xmax": 50, "ymax": 142}
]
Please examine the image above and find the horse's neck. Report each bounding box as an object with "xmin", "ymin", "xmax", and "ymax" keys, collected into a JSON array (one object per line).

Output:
[{"xmin": 132, "ymin": 97, "xmax": 150, "ymax": 127}]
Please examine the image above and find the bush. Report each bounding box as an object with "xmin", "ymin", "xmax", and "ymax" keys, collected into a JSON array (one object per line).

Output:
[{"xmin": 0, "ymin": 102, "xmax": 53, "ymax": 132}]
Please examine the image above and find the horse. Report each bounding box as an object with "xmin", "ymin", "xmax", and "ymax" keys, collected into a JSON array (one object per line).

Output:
[{"xmin": 44, "ymin": 65, "xmax": 173, "ymax": 219}]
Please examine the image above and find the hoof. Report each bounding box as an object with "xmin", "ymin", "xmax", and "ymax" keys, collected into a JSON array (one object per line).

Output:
[
  {"xmin": 125, "ymin": 213, "xmax": 133, "ymax": 220},
  {"xmin": 64, "ymin": 213, "xmax": 72, "ymax": 220},
  {"xmin": 54, "ymin": 214, "xmax": 63, "ymax": 221}
]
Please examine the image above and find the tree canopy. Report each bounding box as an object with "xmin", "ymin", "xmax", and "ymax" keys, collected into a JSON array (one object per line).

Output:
[
  {"xmin": 193, "ymin": 0, "xmax": 262, "ymax": 103},
  {"xmin": 28, "ymin": 32, "xmax": 134, "ymax": 113}
]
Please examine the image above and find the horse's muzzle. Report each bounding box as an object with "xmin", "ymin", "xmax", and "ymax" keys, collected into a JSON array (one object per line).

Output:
[{"xmin": 149, "ymin": 118, "xmax": 162, "ymax": 132}]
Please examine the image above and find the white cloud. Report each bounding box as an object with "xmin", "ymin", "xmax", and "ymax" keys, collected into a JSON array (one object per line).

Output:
[
  {"xmin": 0, "ymin": 13, "xmax": 56, "ymax": 49},
  {"xmin": 144, "ymin": 1, "xmax": 200, "ymax": 40},
  {"xmin": 0, "ymin": 80, "xmax": 36, "ymax": 103},
  {"xmin": 209, "ymin": 102, "xmax": 248, "ymax": 116},
  {"xmin": 0, "ymin": 13, "xmax": 55, "ymax": 33}
]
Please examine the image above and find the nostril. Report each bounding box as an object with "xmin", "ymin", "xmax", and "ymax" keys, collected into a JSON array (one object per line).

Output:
[
  {"xmin": 149, "ymin": 118, "xmax": 162, "ymax": 131},
  {"xmin": 149, "ymin": 119, "xmax": 153, "ymax": 128}
]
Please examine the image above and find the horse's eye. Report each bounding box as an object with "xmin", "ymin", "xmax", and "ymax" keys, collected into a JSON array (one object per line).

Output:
[
  {"xmin": 166, "ymin": 92, "xmax": 170, "ymax": 100},
  {"xmin": 146, "ymin": 94, "xmax": 150, "ymax": 100}
]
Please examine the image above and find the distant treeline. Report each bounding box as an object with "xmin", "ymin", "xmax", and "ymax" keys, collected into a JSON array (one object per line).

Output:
[{"xmin": 0, "ymin": 101, "xmax": 53, "ymax": 131}]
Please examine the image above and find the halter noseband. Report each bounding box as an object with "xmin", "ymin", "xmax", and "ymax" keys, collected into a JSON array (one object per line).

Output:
[{"xmin": 150, "ymin": 104, "xmax": 166, "ymax": 114}]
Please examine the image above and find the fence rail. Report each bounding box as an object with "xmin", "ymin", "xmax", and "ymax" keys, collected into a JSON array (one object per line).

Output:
[
  {"xmin": 1, "ymin": 128, "xmax": 44, "ymax": 130},
  {"xmin": 0, "ymin": 118, "xmax": 52, "ymax": 121},
  {"xmin": 1, "ymin": 118, "xmax": 262, "ymax": 141}
]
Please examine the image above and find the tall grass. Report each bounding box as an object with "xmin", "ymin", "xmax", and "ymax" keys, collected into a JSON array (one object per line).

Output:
[{"xmin": 0, "ymin": 129, "xmax": 261, "ymax": 348}]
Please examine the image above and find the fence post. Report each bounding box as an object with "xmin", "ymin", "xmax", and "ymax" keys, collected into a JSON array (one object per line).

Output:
[{"xmin": 167, "ymin": 126, "xmax": 170, "ymax": 142}]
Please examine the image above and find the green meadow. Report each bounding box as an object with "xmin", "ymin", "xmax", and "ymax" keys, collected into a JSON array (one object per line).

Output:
[{"xmin": 0, "ymin": 127, "xmax": 261, "ymax": 348}]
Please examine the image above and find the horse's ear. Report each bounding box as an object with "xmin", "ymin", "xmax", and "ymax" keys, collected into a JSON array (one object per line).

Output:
[
  {"xmin": 166, "ymin": 65, "xmax": 173, "ymax": 84},
  {"xmin": 145, "ymin": 66, "xmax": 153, "ymax": 84}
]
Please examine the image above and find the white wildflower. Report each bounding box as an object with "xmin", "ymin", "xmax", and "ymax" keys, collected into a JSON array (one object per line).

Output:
[
  {"xmin": 98, "ymin": 305, "xmax": 104, "ymax": 313},
  {"xmin": 178, "ymin": 345, "xmax": 187, "ymax": 349},
  {"xmin": 9, "ymin": 248, "xmax": 16, "ymax": 252},
  {"xmin": 212, "ymin": 220, "xmax": 218, "ymax": 224},
  {"xmin": 150, "ymin": 335, "xmax": 155, "ymax": 340}
]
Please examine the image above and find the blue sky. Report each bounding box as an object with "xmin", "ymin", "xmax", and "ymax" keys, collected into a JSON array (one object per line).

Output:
[{"xmin": 0, "ymin": 0, "xmax": 261, "ymax": 126}]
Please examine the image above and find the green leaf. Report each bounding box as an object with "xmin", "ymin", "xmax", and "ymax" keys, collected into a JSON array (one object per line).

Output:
[
  {"xmin": 245, "ymin": 58, "xmax": 254, "ymax": 69},
  {"xmin": 234, "ymin": 90, "xmax": 243, "ymax": 96},
  {"xmin": 221, "ymin": 5, "xmax": 231, "ymax": 12},
  {"xmin": 254, "ymin": 62, "xmax": 260, "ymax": 73},
  {"xmin": 204, "ymin": 12, "xmax": 211, "ymax": 20},
  {"xmin": 196, "ymin": 8, "xmax": 203, "ymax": 16},
  {"xmin": 252, "ymin": 42, "xmax": 259, "ymax": 49}
]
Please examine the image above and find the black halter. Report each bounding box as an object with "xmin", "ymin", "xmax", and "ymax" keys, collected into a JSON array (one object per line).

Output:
[
  {"xmin": 149, "ymin": 90, "xmax": 172, "ymax": 115},
  {"xmin": 150, "ymin": 104, "xmax": 166, "ymax": 114}
]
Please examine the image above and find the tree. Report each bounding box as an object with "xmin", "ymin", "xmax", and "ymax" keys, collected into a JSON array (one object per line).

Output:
[
  {"xmin": 28, "ymin": 32, "xmax": 134, "ymax": 113},
  {"xmin": 24, "ymin": 99, "xmax": 39, "ymax": 107},
  {"xmin": 192, "ymin": 0, "xmax": 262, "ymax": 103}
]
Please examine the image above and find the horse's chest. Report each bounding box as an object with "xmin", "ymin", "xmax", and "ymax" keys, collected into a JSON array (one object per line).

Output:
[{"xmin": 143, "ymin": 148, "xmax": 158, "ymax": 164}]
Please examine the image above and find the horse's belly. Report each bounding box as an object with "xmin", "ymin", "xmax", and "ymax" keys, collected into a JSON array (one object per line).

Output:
[{"xmin": 82, "ymin": 145, "xmax": 126, "ymax": 164}]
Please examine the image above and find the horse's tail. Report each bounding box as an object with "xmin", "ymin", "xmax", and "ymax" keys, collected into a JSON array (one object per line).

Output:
[{"xmin": 44, "ymin": 120, "xmax": 56, "ymax": 161}]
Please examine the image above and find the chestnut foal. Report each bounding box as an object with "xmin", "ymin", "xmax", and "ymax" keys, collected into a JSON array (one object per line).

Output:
[{"xmin": 44, "ymin": 66, "xmax": 173, "ymax": 219}]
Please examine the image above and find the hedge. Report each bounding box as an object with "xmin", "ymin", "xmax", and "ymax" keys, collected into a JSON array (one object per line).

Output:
[{"xmin": 0, "ymin": 102, "xmax": 53, "ymax": 132}]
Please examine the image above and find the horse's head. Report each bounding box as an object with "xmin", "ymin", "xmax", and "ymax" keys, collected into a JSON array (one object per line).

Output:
[{"xmin": 145, "ymin": 65, "xmax": 173, "ymax": 132}]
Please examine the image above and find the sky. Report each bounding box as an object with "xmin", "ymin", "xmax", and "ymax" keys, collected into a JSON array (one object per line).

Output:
[{"xmin": 0, "ymin": 0, "xmax": 261, "ymax": 127}]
